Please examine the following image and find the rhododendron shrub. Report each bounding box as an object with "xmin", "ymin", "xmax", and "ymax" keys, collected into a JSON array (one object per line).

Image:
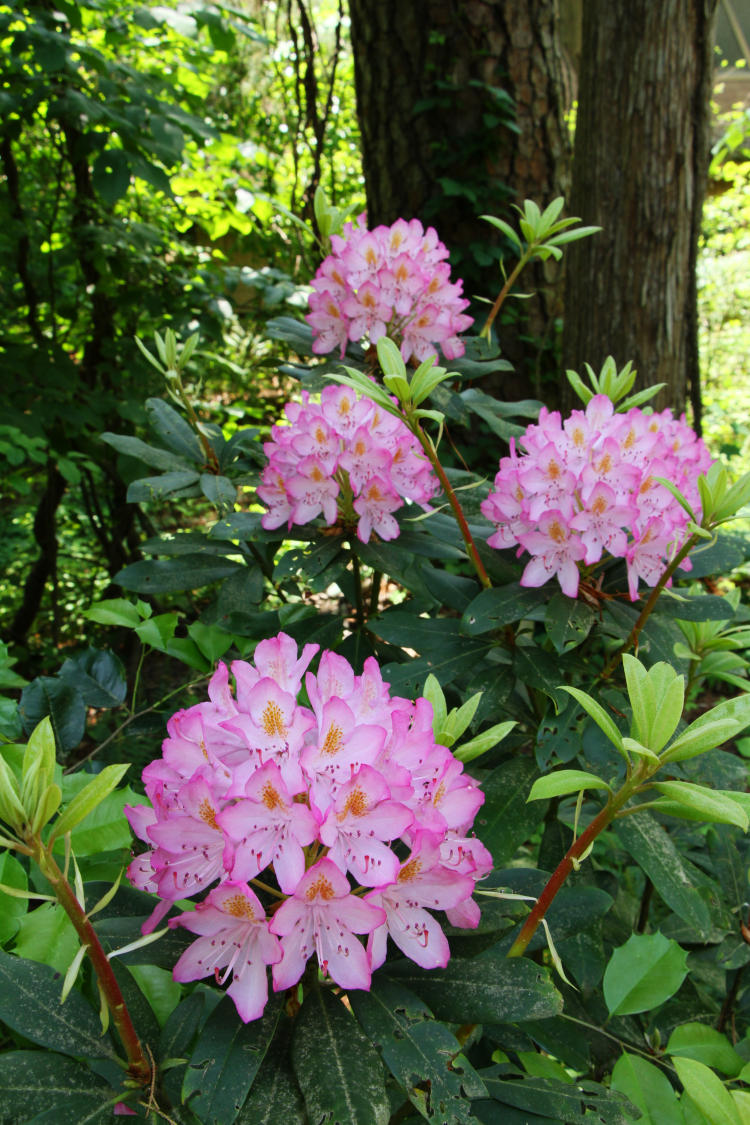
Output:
[
  {"xmin": 257, "ymin": 384, "xmax": 438, "ymax": 541},
  {"xmin": 481, "ymin": 394, "xmax": 715, "ymax": 599},
  {"xmin": 306, "ymin": 215, "xmax": 473, "ymax": 362},
  {"xmin": 125, "ymin": 633, "xmax": 489, "ymax": 1022}
]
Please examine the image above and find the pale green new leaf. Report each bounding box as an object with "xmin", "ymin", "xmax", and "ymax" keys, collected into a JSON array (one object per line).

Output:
[
  {"xmin": 376, "ymin": 335, "xmax": 407, "ymax": 378},
  {"xmin": 454, "ymin": 720, "xmax": 516, "ymax": 763},
  {"xmin": 623, "ymin": 655, "xmax": 654, "ymax": 746},
  {"xmin": 527, "ymin": 769, "xmax": 612, "ymax": 802},
  {"xmin": 559, "ymin": 685, "xmax": 626, "ymax": 757},
  {"xmin": 50, "ymin": 763, "xmax": 130, "ymax": 842},
  {"xmin": 662, "ymin": 692, "xmax": 750, "ymax": 762},
  {"xmin": 649, "ymin": 781, "xmax": 748, "ymax": 830}
]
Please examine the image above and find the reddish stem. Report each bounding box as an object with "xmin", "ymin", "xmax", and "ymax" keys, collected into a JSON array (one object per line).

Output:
[
  {"xmin": 34, "ymin": 843, "xmax": 152, "ymax": 1085},
  {"xmin": 410, "ymin": 421, "xmax": 492, "ymax": 589},
  {"xmin": 506, "ymin": 802, "xmax": 613, "ymax": 958}
]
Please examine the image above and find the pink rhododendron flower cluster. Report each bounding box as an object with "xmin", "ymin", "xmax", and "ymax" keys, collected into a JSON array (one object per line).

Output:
[
  {"xmin": 305, "ymin": 216, "xmax": 473, "ymax": 362},
  {"xmin": 257, "ymin": 384, "xmax": 438, "ymax": 542},
  {"xmin": 126, "ymin": 633, "xmax": 489, "ymax": 1023},
  {"xmin": 481, "ymin": 394, "xmax": 714, "ymax": 600}
]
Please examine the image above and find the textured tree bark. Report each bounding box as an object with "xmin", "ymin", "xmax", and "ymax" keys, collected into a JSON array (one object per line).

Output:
[
  {"xmin": 561, "ymin": 0, "xmax": 718, "ymax": 422},
  {"xmin": 347, "ymin": 0, "xmax": 571, "ymax": 391}
]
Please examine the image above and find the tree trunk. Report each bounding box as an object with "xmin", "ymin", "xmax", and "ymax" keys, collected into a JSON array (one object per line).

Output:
[
  {"xmin": 561, "ymin": 0, "xmax": 718, "ymax": 423},
  {"xmin": 347, "ymin": 0, "xmax": 572, "ymax": 391}
]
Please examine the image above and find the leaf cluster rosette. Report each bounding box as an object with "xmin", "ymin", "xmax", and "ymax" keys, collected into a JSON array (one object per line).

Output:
[
  {"xmin": 306, "ymin": 215, "xmax": 473, "ymax": 361},
  {"xmin": 481, "ymin": 394, "xmax": 714, "ymax": 598},
  {"xmin": 257, "ymin": 384, "xmax": 438, "ymax": 542},
  {"xmin": 125, "ymin": 633, "xmax": 489, "ymax": 1022}
]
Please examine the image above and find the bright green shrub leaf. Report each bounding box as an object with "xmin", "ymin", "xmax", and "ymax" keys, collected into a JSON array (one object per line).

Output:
[
  {"xmin": 0, "ymin": 950, "xmax": 115, "ymax": 1058},
  {"xmin": 603, "ymin": 932, "xmax": 688, "ymax": 1016},
  {"xmin": 667, "ymin": 1022, "xmax": 744, "ymax": 1076},
  {"xmin": 51, "ymin": 764, "xmax": 130, "ymax": 843},
  {"xmin": 527, "ymin": 769, "xmax": 612, "ymax": 801},
  {"xmin": 127, "ymin": 963, "xmax": 182, "ymax": 1028},
  {"xmin": 188, "ymin": 621, "xmax": 235, "ymax": 663},
  {"xmin": 0, "ymin": 851, "xmax": 28, "ymax": 943},
  {"xmin": 673, "ymin": 1057, "xmax": 742, "ymax": 1125},
  {"xmin": 475, "ymin": 758, "xmax": 547, "ymax": 866},
  {"xmin": 350, "ymin": 978, "xmax": 483, "ymax": 1124},
  {"xmin": 0, "ymin": 1050, "xmax": 116, "ymax": 1124},
  {"xmin": 182, "ymin": 994, "xmax": 283, "ymax": 1124},
  {"xmin": 614, "ymin": 812, "xmax": 711, "ymax": 936},
  {"xmin": 733, "ymin": 1090, "xmax": 750, "ymax": 1125},
  {"xmin": 384, "ymin": 951, "xmax": 562, "ymax": 1024},
  {"xmin": 611, "ymin": 1051, "xmax": 684, "ymax": 1125},
  {"xmin": 291, "ymin": 987, "xmax": 390, "ymax": 1125},
  {"xmin": 649, "ymin": 782, "xmax": 748, "ymax": 830},
  {"xmin": 14, "ymin": 901, "xmax": 79, "ymax": 974},
  {"xmin": 454, "ymin": 720, "xmax": 516, "ymax": 763}
]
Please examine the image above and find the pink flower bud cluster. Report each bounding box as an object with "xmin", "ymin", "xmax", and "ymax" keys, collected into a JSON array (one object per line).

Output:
[
  {"xmin": 126, "ymin": 633, "xmax": 489, "ymax": 1023},
  {"xmin": 257, "ymin": 384, "xmax": 438, "ymax": 543},
  {"xmin": 306, "ymin": 216, "xmax": 473, "ymax": 363},
  {"xmin": 481, "ymin": 394, "xmax": 714, "ymax": 600}
]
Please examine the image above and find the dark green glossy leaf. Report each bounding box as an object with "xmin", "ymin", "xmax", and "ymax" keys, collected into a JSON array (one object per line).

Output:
[
  {"xmin": 0, "ymin": 1050, "xmax": 116, "ymax": 1124},
  {"xmin": 474, "ymin": 757, "xmax": 545, "ymax": 866},
  {"xmin": 614, "ymin": 813, "xmax": 712, "ymax": 937},
  {"xmin": 116, "ymin": 554, "xmax": 242, "ymax": 594},
  {"xmin": 654, "ymin": 594, "xmax": 736, "ymax": 622},
  {"xmin": 100, "ymin": 431, "xmax": 192, "ymax": 471},
  {"xmin": 145, "ymin": 397, "xmax": 203, "ymax": 461},
  {"xmin": 350, "ymin": 978, "xmax": 484, "ymax": 1124},
  {"xmin": 461, "ymin": 584, "xmax": 548, "ymax": 635},
  {"xmin": 291, "ymin": 987, "xmax": 390, "ymax": 1125},
  {"xmin": 483, "ymin": 1069, "xmax": 635, "ymax": 1124},
  {"xmin": 545, "ymin": 593, "xmax": 596, "ymax": 653},
  {"xmin": 59, "ymin": 647, "xmax": 127, "ymax": 709},
  {"xmin": 182, "ymin": 994, "xmax": 283, "ymax": 1125},
  {"xmin": 0, "ymin": 950, "xmax": 115, "ymax": 1059},
  {"xmin": 383, "ymin": 951, "xmax": 562, "ymax": 1024},
  {"xmin": 19, "ymin": 677, "xmax": 86, "ymax": 753},
  {"xmin": 126, "ymin": 469, "xmax": 200, "ymax": 502},
  {"xmin": 200, "ymin": 473, "xmax": 238, "ymax": 510},
  {"xmin": 236, "ymin": 1021, "xmax": 306, "ymax": 1125}
]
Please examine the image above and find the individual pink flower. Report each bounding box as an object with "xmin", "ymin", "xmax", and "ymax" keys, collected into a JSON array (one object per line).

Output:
[
  {"xmin": 366, "ymin": 833, "xmax": 475, "ymax": 970},
  {"xmin": 317, "ymin": 765, "xmax": 414, "ymax": 886},
  {"xmin": 170, "ymin": 883, "xmax": 281, "ymax": 1023},
  {"xmin": 219, "ymin": 761, "xmax": 318, "ymax": 893},
  {"xmin": 518, "ymin": 512, "xmax": 586, "ymax": 598},
  {"xmin": 270, "ymin": 858, "xmax": 385, "ymax": 991}
]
